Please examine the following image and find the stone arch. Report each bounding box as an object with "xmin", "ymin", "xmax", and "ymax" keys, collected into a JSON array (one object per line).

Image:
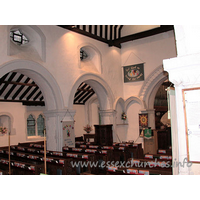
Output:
[
  {"xmin": 0, "ymin": 59, "xmax": 64, "ymax": 111},
  {"xmin": 113, "ymin": 97, "xmax": 125, "ymax": 111},
  {"xmin": 68, "ymin": 73, "xmax": 114, "ymax": 111},
  {"xmin": 139, "ymin": 65, "xmax": 168, "ymax": 109},
  {"xmin": 125, "ymin": 96, "xmax": 145, "ymax": 112}
]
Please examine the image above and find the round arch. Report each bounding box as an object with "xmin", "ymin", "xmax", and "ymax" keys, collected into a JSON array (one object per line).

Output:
[
  {"xmin": 0, "ymin": 59, "xmax": 64, "ymax": 111},
  {"xmin": 139, "ymin": 65, "xmax": 168, "ymax": 109},
  {"xmin": 68, "ymin": 73, "xmax": 114, "ymax": 111}
]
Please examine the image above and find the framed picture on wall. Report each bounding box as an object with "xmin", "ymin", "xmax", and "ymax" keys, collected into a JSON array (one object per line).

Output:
[{"xmin": 139, "ymin": 114, "xmax": 148, "ymax": 137}]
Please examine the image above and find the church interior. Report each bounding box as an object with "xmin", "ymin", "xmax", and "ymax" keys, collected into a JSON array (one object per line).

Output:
[{"xmin": 0, "ymin": 24, "xmax": 200, "ymax": 179}]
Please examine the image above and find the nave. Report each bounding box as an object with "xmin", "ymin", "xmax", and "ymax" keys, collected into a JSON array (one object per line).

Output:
[{"xmin": 0, "ymin": 139, "xmax": 172, "ymax": 175}]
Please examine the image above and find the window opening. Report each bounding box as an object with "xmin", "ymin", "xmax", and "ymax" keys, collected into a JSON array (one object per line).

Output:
[
  {"xmin": 80, "ymin": 48, "xmax": 88, "ymax": 60},
  {"xmin": 27, "ymin": 114, "xmax": 35, "ymax": 136},
  {"xmin": 37, "ymin": 114, "xmax": 45, "ymax": 136},
  {"xmin": 10, "ymin": 29, "xmax": 29, "ymax": 45}
]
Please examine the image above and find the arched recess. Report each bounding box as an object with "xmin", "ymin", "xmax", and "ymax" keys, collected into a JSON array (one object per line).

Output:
[
  {"xmin": 139, "ymin": 65, "xmax": 168, "ymax": 110},
  {"xmin": 0, "ymin": 112, "xmax": 14, "ymax": 135},
  {"xmin": 68, "ymin": 73, "xmax": 114, "ymax": 111},
  {"xmin": 125, "ymin": 96, "xmax": 145, "ymax": 112},
  {"xmin": 113, "ymin": 97, "xmax": 125, "ymax": 112},
  {"xmin": 8, "ymin": 25, "xmax": 46, "ymax": 61},
  {"xmin": 0, "ymin": 59, "xmax": 64, "ymax": 111},
  {"xmin": 78, "ymin": 43, "xmax": 102, "ymax": 74}
]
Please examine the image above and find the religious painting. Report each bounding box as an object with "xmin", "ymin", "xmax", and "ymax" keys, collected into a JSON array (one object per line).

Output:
[{"xmin": 123, "ymin": 63, "xmax": 144, "ymax": 83}]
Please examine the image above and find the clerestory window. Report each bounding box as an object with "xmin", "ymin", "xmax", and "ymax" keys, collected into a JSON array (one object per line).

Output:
[
  {"xmin": 10, "ymin": 29, "xmax": 29, "ymax": 45},
  {"xmin": 80, "ymin": 48, "xmax": 88, "ymax": 60}
]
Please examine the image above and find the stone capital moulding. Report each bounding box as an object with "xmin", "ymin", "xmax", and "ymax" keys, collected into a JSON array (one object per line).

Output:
[{"xmin": 163, "ymin": 53, "xmax": 200, "ymax": 87}]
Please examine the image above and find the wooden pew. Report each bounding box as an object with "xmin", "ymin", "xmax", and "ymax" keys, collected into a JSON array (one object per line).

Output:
[
  {"xmin": 62, "ymin": 146, "xmax": 112, "ymax": 174},
  {"xmin": 0, "ymin": 157, "xmax": 43, "ymax": 175},
  {"xmin": 144, "ymin": 154, "xmax": 172, "ymax": 161},
  {"xmin": 126, "ymin": 158, "xmax": 172, "ymax": 175},
  {"xmin": 157, "ymin": 149, "xmax": 172, "ymax": 155},
  {"xmin": 18, "ymin": 141, "xmax": 44, "ymax": 147},
  {"xmin": 9, "ymin": 145, "xmax": 95, "ymax": 175},
  {"xmin": 106, "ymin": 166, "xmax": 164, "ymax": 175},
  {"xmin": 0, "ymin": 148, "xmax": 76, "ymax": 175}
]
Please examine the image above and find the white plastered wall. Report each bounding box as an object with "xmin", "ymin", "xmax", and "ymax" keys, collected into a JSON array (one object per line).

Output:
[
  {"xmin": 164, "ymin": 25, "xmax": 200, "ymax": 175},
  {"xmin": 0, "ymin": 25, "xmax": 177, "ymax": 151}
]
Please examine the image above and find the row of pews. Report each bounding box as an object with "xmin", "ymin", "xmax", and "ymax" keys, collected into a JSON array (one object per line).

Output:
[
  {"xmin": 0, "ymin": 141, "xmax": 172, "ymax": 175},
  {"xmin": 106, "ymin": 146, "xmax": 172, "ymax": 175}
]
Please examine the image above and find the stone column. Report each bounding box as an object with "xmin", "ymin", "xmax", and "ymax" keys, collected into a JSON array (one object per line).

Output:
[
  {"xmin": 163, "ymin": 26, "xmax": 200, "ymax": 174},
  {"xmin": 44, "ymin": 109, "xmax": 76, "ymax": 151}
]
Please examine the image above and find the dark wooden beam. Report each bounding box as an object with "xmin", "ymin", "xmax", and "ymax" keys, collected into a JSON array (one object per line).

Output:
[
  {"xmin": 26, "ymin": 86, "xmax": 39, "ymax": 101},
  {"xmin": 58, "ymin": 25, "xmax": 109, "ymax": 45},
  {"xmin": 112, "ymin": 25, "xmax": 174, "ymax": 46},
  {"xmin": 82, "ymin": 91, "xmax": 95, "ymax": 104},
  {"xmin": 33, "ymin": 91, "xmax": 42, "ymax": 101},
  {"xmin": 19, "ymin": 81, "xmax": 35, "ymax": 100},
  {"xmin": 118, "ymin": 25, "xmax": 123, "ymax": 38},
  {"xmin": 58, "ymin": 25, "xmax": 121, "ymax": 48},
  {"xmin": 89, "ymin": 25, "xmax": 92, "ymax": 33},
  {"xmin": 105, "ymin": 25, "xmax": 108, "ymax": 40},
  {"xmin": 109, "ymin": 25, "xmax": 113, "ymax": 40},
  {"xmin": 0, "ymin": 99, "xmax": 45, "ymax": 106},
  {"xmin": 77, "ymin": 91, "xmax": 92, "ymax": 103},
  {"xmin": 100, "ymin": 25, "xmax": 103, "ymax": 37},
  {"xmin": 114, "ymin": 25, "xmax": 118, "ymax": 40},
  {"xmin": 12, "ymin": 77, "xmax": 30, "ymax": 100},
  {"xmin": 4, "ymin": 74, "xmax": 24, "ymax": 100},
  {"xmin": 0, "ymin": 73, "xmax": 9, "ymax": 84},
  {"xmin": 77, "ymin": 88, "xmax": 94, "ymax": 92},
  {"xmin": 1, "ymin": 80, "xmax": 37, "ymax": 87},
  {"xmin": 0, "ymin": 72, "xmax": 17, "ymax": 96},
  {"xmin": 94, "ymin": 25, "xmax": 98, "ymax": 35},
  {"xmin": 74, "ymin": 83, "xmax": 88, "ymax": 99}
]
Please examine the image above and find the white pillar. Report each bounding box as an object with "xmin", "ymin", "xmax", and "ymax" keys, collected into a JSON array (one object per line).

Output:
[
  {"xmin": 163, "ymin": 25, "xmax": 200, "ymax": 175},
  {"xmin": 44, "ymin": 109, "xmax": 76, "ymax": 151}
]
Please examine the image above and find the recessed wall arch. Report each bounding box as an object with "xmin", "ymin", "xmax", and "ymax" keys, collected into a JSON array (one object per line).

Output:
[
  {"xmin": 68, "ymin": 73, "xmax": 114, "ymax": 111},
  {"xmin": 0, "ymin": 59, "xmax": 64, "ymax": 111},
  {"xmin": 78, "ymin": 42, "xmax": 102, "ymax": 74},
  {"xmin": 8, "ymin": 25, "xmax": 46, "ymax": 61},
  {"xmin": 125, "ymin": 96, "xmax": 145, "ymax": 112},
  {"xmin": 0, "ymin": 112, "xmax": 14, "ymax": 135},
  {"xmin": 113, "ymin": 97, "xmax": 125, "ymax": 112}
]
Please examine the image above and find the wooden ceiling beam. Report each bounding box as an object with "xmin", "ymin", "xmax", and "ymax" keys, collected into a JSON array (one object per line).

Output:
[
  {"xmin": 58, "ymin": 25, "xmax": 121, "ymax": 48},
  {"xmin": 19, "ymin": 81, "xmax": 35, "ymax": 100},
  {"xmin": 0, "ymin": 99, "xmax": 45, "ymax": 106},
  {"xmin": 1, "ymin": 80, "xmax": 37, "ymax": 87},
  {"xmin": 112, "ymin": 25, "xmax": 174, "ymax": 46},
  {"xmin": 4, "ymin": 74, "xmax": 24, "ymax": 100},
  {"xmin": 12, "ymin": 77, "xmax": 31, "ymax": 100},
  {"xmin": 0, "ymin": 72, "xmax": 17, "ymax": 96}
]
